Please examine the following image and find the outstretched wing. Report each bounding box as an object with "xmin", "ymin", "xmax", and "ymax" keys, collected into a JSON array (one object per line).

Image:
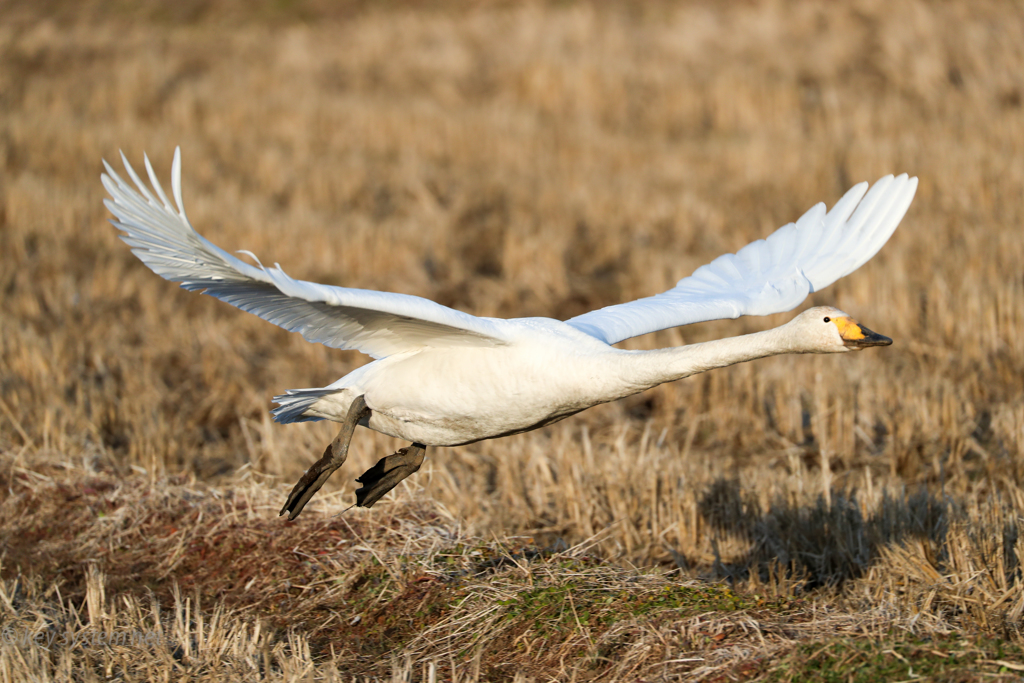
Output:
[
  {"xmin": 102, "ymin": 148, "xmax": 511, "ymax": 359},
  {"xmin": 566, "ymin": 174, "xmax": 918, "ymax": 345}
]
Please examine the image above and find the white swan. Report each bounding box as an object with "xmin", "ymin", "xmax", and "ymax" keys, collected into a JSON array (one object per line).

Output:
[{"xmin": 101, "ymin": 149, "xmax": 917, "ymax": 518}]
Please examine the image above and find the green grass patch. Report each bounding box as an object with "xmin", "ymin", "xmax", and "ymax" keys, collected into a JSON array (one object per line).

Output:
[
  {"xmin": 498, "ymin": 577, "xmax": 764, "ymax": 635},
  {"xmin": 766, "ymin": 636, "xmax": 1024, "ymax": 683}
]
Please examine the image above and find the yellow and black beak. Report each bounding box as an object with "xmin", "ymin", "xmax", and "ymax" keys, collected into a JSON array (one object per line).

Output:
[{"xmin": 834, "ymin": 317, "xmax": 893, "ymax": 349}]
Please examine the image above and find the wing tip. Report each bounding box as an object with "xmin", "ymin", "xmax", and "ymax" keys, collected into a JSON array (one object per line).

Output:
[{"xmin": 171, "ymin": 146, "xmax": 188, "ymax": 224}]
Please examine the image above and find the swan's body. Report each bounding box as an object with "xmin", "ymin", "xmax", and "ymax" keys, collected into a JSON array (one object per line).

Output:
[
  {"xmin": 101, "ymin": 149, "xmax": 917, "ymax": 516},
  {"xmin": 292, "ymin": 311, "xmax": 868, "ymax": 447}
]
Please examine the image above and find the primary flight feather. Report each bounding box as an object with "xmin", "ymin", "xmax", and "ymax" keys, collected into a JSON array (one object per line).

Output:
[{"xmin": 102, "ymin": 148, "xmax": 917, "ymax": 518}]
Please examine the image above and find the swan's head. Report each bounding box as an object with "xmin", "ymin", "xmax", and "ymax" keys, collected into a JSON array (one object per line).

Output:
[{"xmin": 790, "ymin": 306, "xmax": 893, "ymax": 353}]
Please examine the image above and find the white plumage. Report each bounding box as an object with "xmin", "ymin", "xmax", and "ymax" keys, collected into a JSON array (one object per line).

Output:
[
  {"xmin": 566, "ymin": 174, "xmax": 915, "ymax": 344},
  {"xmin": 102, "ymin": 148, "xmax": 917, "ymax": 516}
]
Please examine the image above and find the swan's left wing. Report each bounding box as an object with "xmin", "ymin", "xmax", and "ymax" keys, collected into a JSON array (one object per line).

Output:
[
  {"xmin": 102, "ymin": 149, "xmax": 511, "ymax": 359},
  {"xmin": 566, "ymin": 174, "xmax": 917, "ymax": 345}
]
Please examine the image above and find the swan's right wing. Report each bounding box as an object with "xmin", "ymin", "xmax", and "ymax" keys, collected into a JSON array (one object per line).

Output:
[
  {"xmin": 566, "ymin": 174, "xmax": 917, "ymax": 345},
  {"xmin": 102, "ymin": 149, "xmax": 511, "ymax": 359}
]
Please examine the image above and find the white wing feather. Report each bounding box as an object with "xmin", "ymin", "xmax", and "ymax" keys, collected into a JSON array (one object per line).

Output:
[
  {"xmin": 566, "ymin": 174, "xmax": 917, "ymax": 345},
  {"xmin": 102, "ymin": 148, "xmax": 510, "ymax": 359}
]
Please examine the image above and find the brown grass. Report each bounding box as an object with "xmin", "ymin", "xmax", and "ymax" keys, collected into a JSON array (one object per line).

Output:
[
  {"xmin": 2, "ymin": 0, "xmax": 1024, "ymax": 680},
  {"xmin": 4, "ymin": 462, "xmax": 1024, "ymax": 680}
]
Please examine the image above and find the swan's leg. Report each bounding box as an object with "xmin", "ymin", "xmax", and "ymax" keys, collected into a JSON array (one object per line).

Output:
[
  {"xmin": 354, "ymin": 443, "xmax": 427, "ymax": 508},
  {"xmin": 279, "ymin": 396, "xmax": 369, "ymax": 520}
]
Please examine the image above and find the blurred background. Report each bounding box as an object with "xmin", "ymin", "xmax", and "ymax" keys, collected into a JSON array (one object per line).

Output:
[{"xmin": 2, "ymin": 0, "xmax": 1023, "ymax": 566}]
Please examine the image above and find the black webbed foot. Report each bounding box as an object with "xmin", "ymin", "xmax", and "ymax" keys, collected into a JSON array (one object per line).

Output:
[
  {"xmin": 279, "ymin": 396, "xmax": 369, "ymax": 520},
  {"xmin": 354, "ymin": 443, "xmax": 427, "ymax": 508},
  {"xmin": 279, "ymin": 441, "xmax": 341, "ymax": 520}
]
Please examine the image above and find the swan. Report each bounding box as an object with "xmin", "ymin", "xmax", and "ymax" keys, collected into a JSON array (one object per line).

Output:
[{"xmin": 101, "ymin": 149, "xmax": 917, "ymax": 519}]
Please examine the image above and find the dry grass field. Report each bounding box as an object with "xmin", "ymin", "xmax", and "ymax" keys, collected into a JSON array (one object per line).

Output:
[{"xmin": 2, "ymin": 0, "xmax": 1024, "ymax": 680}]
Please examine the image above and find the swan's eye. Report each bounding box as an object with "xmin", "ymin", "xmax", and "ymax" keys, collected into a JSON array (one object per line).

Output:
[{"xmin": 823, "ymin": 317, "xmax": 831, "ymax": 323}]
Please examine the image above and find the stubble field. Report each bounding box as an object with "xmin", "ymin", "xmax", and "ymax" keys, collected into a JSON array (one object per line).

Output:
[{"xmin": 2, "ymin": 1, "xmax": 1024, "ymax": 680}]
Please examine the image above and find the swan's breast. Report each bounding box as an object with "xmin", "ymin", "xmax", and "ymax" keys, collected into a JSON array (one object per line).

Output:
[{"xmin": 361, "ymin": 333, "xmax": 624, "ymax": 445}]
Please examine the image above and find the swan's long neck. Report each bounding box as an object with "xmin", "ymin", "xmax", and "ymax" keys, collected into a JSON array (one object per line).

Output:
[{"xmin": 613, "ymin": 324, "xmax": 801, "ymax": 395}]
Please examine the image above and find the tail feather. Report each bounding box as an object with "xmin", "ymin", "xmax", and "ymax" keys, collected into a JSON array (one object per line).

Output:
[{"xmin": 271, "ymin": 388, "xmax": 340, "ymax": 423}]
